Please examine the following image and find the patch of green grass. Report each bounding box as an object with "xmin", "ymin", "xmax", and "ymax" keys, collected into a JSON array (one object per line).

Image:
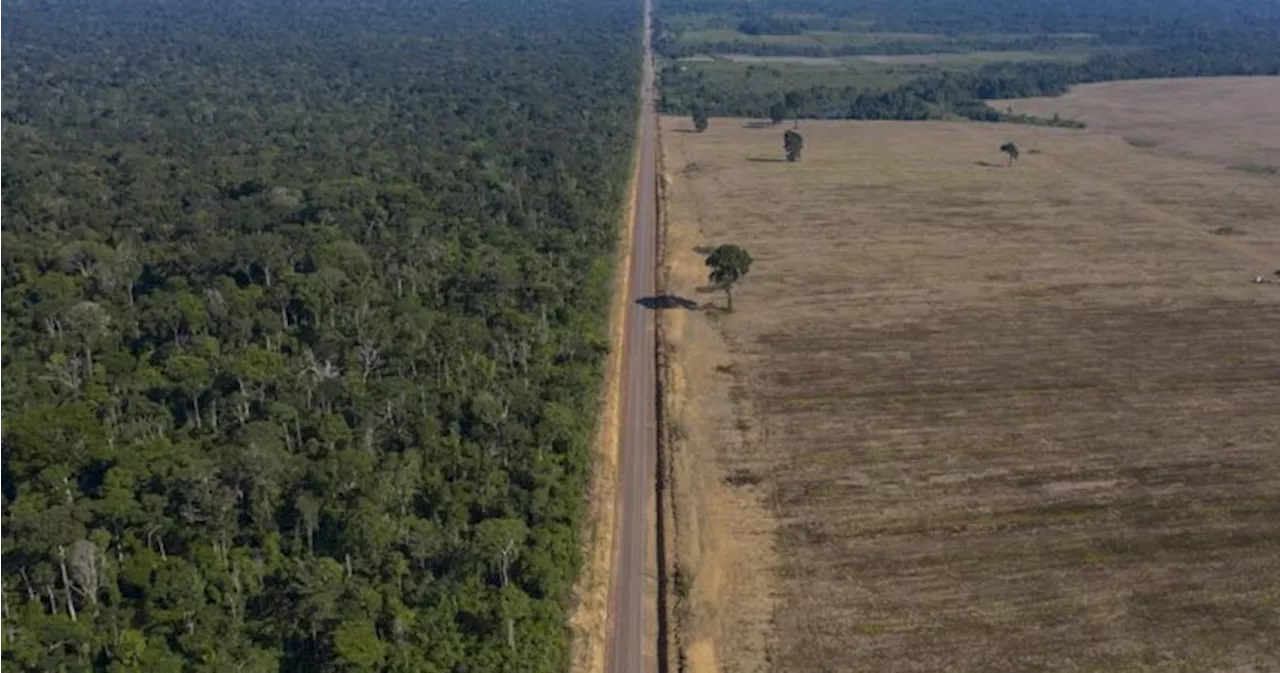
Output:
[
  {"xmin": 808, "ymin": 30, "xmax": 944, "ymax": 47},
  {"xmin": 677, "ymin": 28, "xmax": 946, "ymax": 48},
  {"xmin": 857, "ymin": 49, "xmax": 1095, "ymax": 66},
  {"xmin": 674, "ymin": 24, "xmax": 1102, "ymax": 56},
  {"xmin": 673, "ymin": 57, "xmax": 933, "ymax": 95},
  {"xmin": 856, "ymin": 622, "xmax": 890, "ymax": 636},
  {"xmin": 672, "ymin": 46, "xmax": 1095, "ymax": 99}
]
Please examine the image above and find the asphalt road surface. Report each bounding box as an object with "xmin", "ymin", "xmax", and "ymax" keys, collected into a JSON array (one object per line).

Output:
[{"xmin": 607, "ymin": 0, "xmax": 658, "ymax": 670}]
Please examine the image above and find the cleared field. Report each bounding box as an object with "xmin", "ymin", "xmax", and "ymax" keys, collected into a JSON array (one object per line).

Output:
[
  {"xmin": 708, "ymin": 50, "xmax": 1091, "ymax": 67},
  {"xmin": 675, "ymin": 28, "xmax": 940, "ymax": 48},
  {"xmin": 997, "ymin": 76, "xmax": 1280, "ymax": 169},
  {"xmin": 668, "ymin": 49, "xmax": 1103, "ymax": 101},
  {"xmin": 857, "ymin": 48, "xmax": 1093, "ymax": 66},
  {"xmin": 658, "ymin": 102, "xmax": 1280, "ymax": 672},
  {"xmin": 670, "ymin": 58, "xmax": 922, "ymax": 96},
  {"xmin": 712, "ymin": 54, "xmax": 846, "ymax": 65}
]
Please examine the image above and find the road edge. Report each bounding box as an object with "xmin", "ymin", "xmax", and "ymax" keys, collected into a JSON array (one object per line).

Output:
[
  {"xmin": 653, "ymin": 117, "xmax": 680, "ymax": 673},
  {"xmin": 567, "ymin": 55, "xmax": 645, "ymax": 673}
]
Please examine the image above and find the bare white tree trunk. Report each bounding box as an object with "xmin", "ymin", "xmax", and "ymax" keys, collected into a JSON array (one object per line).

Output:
[{"xmin": 58, "ymin": 548, "xmax": 77, "ymax": 622}]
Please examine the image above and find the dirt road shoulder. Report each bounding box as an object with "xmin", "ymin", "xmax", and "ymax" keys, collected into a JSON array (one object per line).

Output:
[{"xmin": 658, "ymin": 118, "xmax": 782, "ymax": 673}]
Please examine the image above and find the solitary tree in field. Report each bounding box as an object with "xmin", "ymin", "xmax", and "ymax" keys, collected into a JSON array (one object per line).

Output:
[
  {"xmin": 705, "ymin": 244, "xmax": 753, "ymax": 312},
  {"xmin": 1000, "ymin": 141, "xmax": 1020, "ymax": 166},
  {"xmin": 783, "ymin": 129, "xmax": 804, "ymax": 162},
  {"xmin": 691, "ymin": 104, "xmax": 709, "ymax": 133},
  {"xmin": 769, "ymin": 101, "xmax": 787, "ymax": 125}
]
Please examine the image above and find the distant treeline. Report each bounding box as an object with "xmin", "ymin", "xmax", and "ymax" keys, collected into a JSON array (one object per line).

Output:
[
  {"xmin": 659, "ymin": 0, "xmax": 1280, "ymax": 39},
  {"xmin": 660, "ymin": 31, "xmax": 1280, "ymax": 122}
]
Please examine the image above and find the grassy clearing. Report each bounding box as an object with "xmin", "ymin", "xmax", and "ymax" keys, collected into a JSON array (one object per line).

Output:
[
  {"xmin": 670, "ymin": 48, "xmax": 1101, "ymax": 100},
  {"xmin": 857, "ymin": 48, "xmax": 1094, "ymax": 66},
  {"xmin": 659, "ymin": 80, "xmax": 1280, "ymax": 672},
  {"xmin": 675, "ymin": 28, "xmax": 940, "ymax": 48},
  {"xmin": 672, "ymin": 58, "xmax": 923, "ymax": 94}
]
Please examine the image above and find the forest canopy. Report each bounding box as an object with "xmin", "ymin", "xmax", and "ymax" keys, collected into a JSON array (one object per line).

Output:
[
  {"xmin": 656, "ymin": 0, "xmax": 1280, "ymax": 121},
  {"xmin": 1, "ymin": 0, "xmax": 640, "ymax": 670}
]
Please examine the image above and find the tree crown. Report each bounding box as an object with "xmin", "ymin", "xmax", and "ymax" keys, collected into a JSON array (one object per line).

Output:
[{"xmin": 705, "ymin": 244, "xmax": 753, "ymax": 287}]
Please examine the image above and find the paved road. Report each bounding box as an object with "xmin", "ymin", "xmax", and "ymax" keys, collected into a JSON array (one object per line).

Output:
[{"xmin": 607, "ymin": 0, "xmax": 658, "ymax": 670}]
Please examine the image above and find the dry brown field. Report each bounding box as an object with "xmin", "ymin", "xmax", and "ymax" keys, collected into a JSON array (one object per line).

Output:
[
  {"xmin": 996, "ymin": 76, "xmax": 1280, "ymax": 168},
  {"xmin": 658, "ymin": 78, "xmax": 1280, "ymax": 673}
]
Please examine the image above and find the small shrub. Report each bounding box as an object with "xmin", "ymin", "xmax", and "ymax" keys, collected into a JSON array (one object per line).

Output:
[
  {"xmin": 674, "ymin": 567, "xmax": 692, "ymax": 599},
  {"xmin": 725, "ymin": 468, "xmax": 762, "ymax": 486}
]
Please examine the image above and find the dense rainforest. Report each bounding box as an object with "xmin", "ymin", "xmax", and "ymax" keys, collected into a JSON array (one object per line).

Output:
[
  {"xmin": 1, "ymin": 0, "xmax": 639, "ymax": 670},
  {"xmin": 656, "ymin": 0, "xmax": 1280, "ymax": 121}
]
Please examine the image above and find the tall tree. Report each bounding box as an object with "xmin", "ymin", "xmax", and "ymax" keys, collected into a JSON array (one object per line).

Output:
[
  {"xmin": 704, "ymin": 244, "xmax": 754, "ymax": 312},
  {"xmin": 1000, "ymin": 141, "xmax": 1020, "ymax": 166},
  {"xmin": 691, "ymin": 104, "xmax": 709, "ymax": 132},
  {"xmin": 784, "ymin": 129, "xmax": 805, "ymax": 162},
  {"xmin": 769, "ymin": 101, "xmax": 787, "ymax": 125}
]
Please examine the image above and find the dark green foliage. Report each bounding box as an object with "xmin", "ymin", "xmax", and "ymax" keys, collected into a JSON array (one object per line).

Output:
[
  {"xmin": 769, "ymin": 102, "xmax": 788, "ymax": 125},
  {"xmin": 784, "ymin": 91, "xmax": 807, "ymax": 127},
  {"xmin": 1, "ymin": 0, "xmax": 639, "ymax": 669},
  {"xmin": 657, "ymin": 0, "xmax": 1280, "ymax": 123},
  {"xmin": 660, "ymin": 0, "xmax": 1277, "ymax": 38},
  {"xmin": 1001, "ymin": 142, "xmax": 1021, "ymax": 166},
  {"xmin": 784, "ymin": 130, "xmax": 805, "ymax": 163},
  {"xmin": 692, "ymin": 104, "xmax": 710, "ymax": 132},
  {"xmin": 705, "ymin": 244, "xmax": 754, "ymax": 311}
]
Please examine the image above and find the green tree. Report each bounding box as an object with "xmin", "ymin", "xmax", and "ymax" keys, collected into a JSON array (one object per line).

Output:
[
  {"xmin": 691, "ymin": 104, "xmax": 709, "ymax": 132},
  {"xmin": 769, "ymin": 101, "xmax": 787, "ymax": 125},
  {"xmin": 1000, "ymin": 141, "xmax": 1020, "ymax": 166},
  {"xmin": 783, "ymin": 90, "xmax": 805, "ymax": 127},
  {"xmin": 783, "ymin": 129, "xmax": 805, "ymax": 162},
  {"xmin": 333, "ymin": 619, "xmax": 388, "ymax": 672},
  {"xmin": 704, "ymin": 244, "xmax": 754, "ymax": 312}
]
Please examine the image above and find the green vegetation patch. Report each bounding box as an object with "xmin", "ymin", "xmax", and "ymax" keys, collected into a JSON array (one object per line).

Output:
[{"xmin": 657, "ymin": 0, "xmax": 1280, "ymax": 124}]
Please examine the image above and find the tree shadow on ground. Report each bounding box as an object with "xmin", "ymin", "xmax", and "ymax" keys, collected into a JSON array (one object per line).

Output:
[
  {"xmin": 692, "ymin": 245, "xmax": 715, "ymax": 255},
  {"xmin": 689, "ymin": 285, "xmax": 733, "ymax": 315},
  {"xmin": 671, "ymin": 128, "xmax": 699, "ymax": 134},
  {"xmin": 743, "ymin": 120, "xmax": 777, "ymax": 129},
  {"xmin": 747, "ymin": 157, "xmax": 787, "ymax": 163},
  {"xmin": 974, "ymin": 161, "xmax": 1005, "ymax": 168},
  {"xmin": 636, "ymin": 295, "xmax": 700, "ymax": 310}
]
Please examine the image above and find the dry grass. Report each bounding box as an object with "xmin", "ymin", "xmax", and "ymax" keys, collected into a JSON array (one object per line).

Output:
[
  {"xmin": 659, "ymin": 86, "xmax": 1280, "ymax": 673},
  {"xmin": 658, "ymin": 193, "xmax": 782, "ymax": 673},
  {"xmin": 996, "ymin": 76, "xmax": 1280, "ymax": 168}
]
